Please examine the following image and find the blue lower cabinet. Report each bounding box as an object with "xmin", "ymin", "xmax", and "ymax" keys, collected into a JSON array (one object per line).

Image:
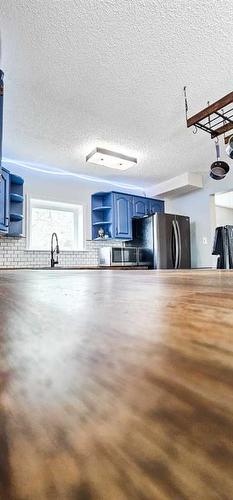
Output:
[
  {"xmin": 149, "ymin": 198, "xmax": 164, "ymax": 214},
  {"xmin": 133, "ymin": 196, "xmax": 150, "ymax": 218},
  {"xmin": 113, "ymin": 193, "xmax": 133, "ymax": 239},
  {"xmin": 0, "ymin": 168, "xmax": 9, "ymax": 232}
]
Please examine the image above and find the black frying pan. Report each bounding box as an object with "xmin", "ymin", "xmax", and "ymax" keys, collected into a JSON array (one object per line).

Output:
[{"xmin": 210, "ymin": 142, "xmax": 229, "ymax": 180}]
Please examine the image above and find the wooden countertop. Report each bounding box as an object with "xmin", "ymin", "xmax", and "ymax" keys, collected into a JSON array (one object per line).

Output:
[
  {"xmin": 0, "ymin": 269, "xmax": 232, "ymax": 499},
  {"xmin": 0, "ymin": 265, "xmax": 149, "ymax": 270}
]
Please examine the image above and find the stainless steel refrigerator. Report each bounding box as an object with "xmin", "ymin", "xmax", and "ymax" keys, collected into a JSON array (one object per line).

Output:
[{"xmin": 125, "ymin": 213, "xmax": 191, "ymax": 269}]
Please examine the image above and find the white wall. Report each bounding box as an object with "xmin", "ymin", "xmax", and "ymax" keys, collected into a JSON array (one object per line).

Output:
[
  {"xmin": 215, "ymin": 206, "xmax": 233, "ymax": 227},
  {"xmin": 0, "ymin": 163, "xmax": 145, "ymax": 268},
  {"xmin": 8, "ymin": 162, "xmax": 233, "ymax": 269},
  {"xmin": 0, "ymin": 236, "xmax": 124, "ymax": 268},
  {"xmin": 7, "ymin": 163, "xmax": 144, "ymax": 242},
  {"xmin": 166, "ymin": 170, "xmax": 233, "ymax": 268}
]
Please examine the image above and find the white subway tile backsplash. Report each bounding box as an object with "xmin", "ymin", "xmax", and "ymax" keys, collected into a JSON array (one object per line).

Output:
[{"xmin": 0, "ymin": 237, "xmax": 124, "ymax": 268}]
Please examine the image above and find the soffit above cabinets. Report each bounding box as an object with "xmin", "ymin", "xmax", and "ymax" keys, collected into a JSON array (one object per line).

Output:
[{"xmin": 146, "ymin": 173, "xmax": 203, "ymax": 199}]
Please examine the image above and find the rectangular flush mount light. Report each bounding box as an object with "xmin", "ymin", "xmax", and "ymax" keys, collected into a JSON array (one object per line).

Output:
[{"xmin": 86, "ymin": 147, "xmax": 137, "ymax": 170}]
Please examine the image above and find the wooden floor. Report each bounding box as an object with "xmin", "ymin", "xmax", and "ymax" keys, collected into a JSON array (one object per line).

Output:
[{"xmin": 0, "ymin": 269, "xmax": 232, "ymax": 500}]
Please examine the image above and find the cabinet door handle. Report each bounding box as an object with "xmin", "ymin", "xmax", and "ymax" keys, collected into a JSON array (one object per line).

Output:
[{"xmin": 116, "ymin": 227, "xmax": 118, "ymax": 235}]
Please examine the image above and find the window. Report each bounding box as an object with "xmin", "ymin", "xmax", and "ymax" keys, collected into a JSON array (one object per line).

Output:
[{"xmin": 28, "ymin": 198, "xmax": 83, "ymax": 251}]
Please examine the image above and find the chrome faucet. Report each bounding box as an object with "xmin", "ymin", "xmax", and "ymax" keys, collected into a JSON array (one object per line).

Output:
[{"xmin": 51, "ymin": 232, "xmax": 60, "ymax": 268}]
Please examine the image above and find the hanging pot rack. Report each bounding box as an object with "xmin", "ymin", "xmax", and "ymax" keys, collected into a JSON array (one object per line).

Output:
[
  {"xmin": 224, "ymin": 134, "xmax": 232, "ymax": 144},
  {"xmin": 184, "ymin": 87, "xmax": 233, "ymax": 139}
]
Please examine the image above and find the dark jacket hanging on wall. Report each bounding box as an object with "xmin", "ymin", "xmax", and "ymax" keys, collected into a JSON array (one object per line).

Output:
[{"xmin": 212, "ymin": 226, "xmax": 233, "ymax": 269}]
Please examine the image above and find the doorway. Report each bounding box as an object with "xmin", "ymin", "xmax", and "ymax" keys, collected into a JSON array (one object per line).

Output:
[
  {"xmin": 214, "ymin": 191, "xmax": 233, "ymax": 226},
  {"xmin": 210, "ymin": 190, "xmax": 233, "ymax": 268}
]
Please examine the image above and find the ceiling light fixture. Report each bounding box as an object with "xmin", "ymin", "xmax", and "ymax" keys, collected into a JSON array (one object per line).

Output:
[{"xmin": 86, "ymin": 147, "xmax": 137, "ymax": 171}]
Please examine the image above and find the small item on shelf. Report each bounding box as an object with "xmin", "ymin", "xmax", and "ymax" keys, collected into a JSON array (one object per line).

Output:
[{"xmin": 98, "ymin": 227, "xmax": 105, "ymax": 238}]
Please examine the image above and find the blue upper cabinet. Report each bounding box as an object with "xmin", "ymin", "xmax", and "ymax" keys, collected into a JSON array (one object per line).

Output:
[
  {"xmin": 9, "ymin": 173, "xmax": 24, "ymax": 236},
  {"xmin": 149, "ymin": 198, "xmax": 164, "ymax": 214},
  {"xmin": 133, "ymin": 196, "xmax": 150, "ymax": 218},
  {"xmin": 113, "ymin": 193, "xmax": 133, "ymax": 239},
  {"xmin": 0, "ymin": 169, "xmax": 24, "ymax": 236},
  {"xmin": 0, "ymin": 69, "xmax": 24, "ymax": 236},
  {"xmin": 0, "ymin": 70, "xmax": 4, "ymax": 165},
  {"xmin": 0, "ymin": 168, "xmax": 9, "ymax": 232},
  {"xmin": 0, "ymin": 72, "xmax": 8, "ymax": 233},
  {"xmin": 133, "ymin": 196, "xmax": 164, "ymax": 217},
  {"xmin": 91, "ymin": 191, "xmax": 164, "ymax": 240},
  {"xmin": 91, "ymin": 191, "xmax": 113, "ymax": 240}
]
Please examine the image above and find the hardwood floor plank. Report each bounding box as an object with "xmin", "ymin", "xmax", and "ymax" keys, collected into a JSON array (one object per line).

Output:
[{"xmin": 0, "ymin": 269, "xmax": 232, "ymax": 499}]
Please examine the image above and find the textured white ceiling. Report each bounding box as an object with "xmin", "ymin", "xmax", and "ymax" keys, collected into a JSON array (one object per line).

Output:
[{"xmin": 1, "ymin": 0, "xmax": 233, "ymax": 188}]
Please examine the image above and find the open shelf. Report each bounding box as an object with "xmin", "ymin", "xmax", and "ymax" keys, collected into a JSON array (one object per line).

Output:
[
  {"xmin": 7, "ymin": 232, "xmax": 23, "ymax": 237},
  {"xmin": 93, "ymin": 237, "xmax": 112, "ymax": 240},
  {"xmin": 92, "ymin": 206, "xmax": 112, "ymax": 211},
  {"xmin": 9, "ymin": 173, "xmax": 24, "ymax": 236},
  {"xmin": 10, "ymin": 174, "xmax": 24, "ymax": 185},
  {"xmin": 92, "ymin": 192, "xmax": 113, "ymax": 239},
  {"xmin": 10, "ymin": 213, "xmax": 23, "ymax": 222},
  {"xmin": 10, "ymin": 193, "xmax": 24, "ymax": 203},
  {"xmin": 93, "ymin": 221, "xmax": 111, "ymax": 226}
]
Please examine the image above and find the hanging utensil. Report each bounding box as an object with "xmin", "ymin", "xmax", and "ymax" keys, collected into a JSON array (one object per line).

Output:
[
  {"xmin": 226, "ymin": 135, "xmax": 233, "ymax": 159},
  {"xmin": 210, "ymin": 140, "xmax": 229, "ymax": 180}
]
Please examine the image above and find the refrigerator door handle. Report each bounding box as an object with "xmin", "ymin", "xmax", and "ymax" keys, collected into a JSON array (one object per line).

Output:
[
  {"xmin": 171, "ymin": 221, "xmax": 175, "ymax": 267},
  {"xmin": 172, "ymin": 220, "xmax": 179, "ymax": 269},
  {"xmin": 176, "ymin": 220, "xmax": 181, "ymax": 269}
]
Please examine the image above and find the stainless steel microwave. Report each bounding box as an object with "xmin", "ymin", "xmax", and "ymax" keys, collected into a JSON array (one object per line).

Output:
[{"xmin": 98, "ymin": 247, "xmax": 152, "ymax": 267}]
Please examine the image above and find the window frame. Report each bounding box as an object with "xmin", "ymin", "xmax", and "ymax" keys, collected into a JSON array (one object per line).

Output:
[{"xmin": 26, "ymin": 197, "xmax": 84, "ymax": 251}]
